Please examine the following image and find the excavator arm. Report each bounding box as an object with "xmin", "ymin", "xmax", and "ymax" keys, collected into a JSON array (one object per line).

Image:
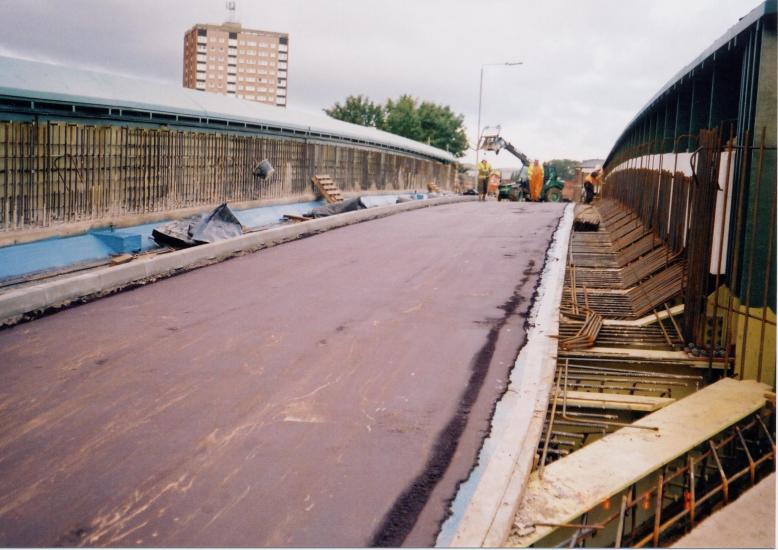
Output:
[
  {"xmin": 477, "ymin": 130, "xmax": 530, "ymax": 168},
  {"xmin": 497, "ymin": 139, "xmax": 530, "ymax": 167}
]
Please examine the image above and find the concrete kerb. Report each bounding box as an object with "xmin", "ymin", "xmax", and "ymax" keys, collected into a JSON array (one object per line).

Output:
[
  {"xmin": 440, "ymin": 203, "xmax": 574, "ymax": 547},
  {"xmin": 0, "ymin": 195, "xmax": 475, "ymax": 327}
]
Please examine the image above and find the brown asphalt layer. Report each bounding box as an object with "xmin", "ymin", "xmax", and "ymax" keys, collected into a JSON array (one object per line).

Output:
[{"xmin": 0, "ymin": 201, "xmax": 564, "ymax": 547}]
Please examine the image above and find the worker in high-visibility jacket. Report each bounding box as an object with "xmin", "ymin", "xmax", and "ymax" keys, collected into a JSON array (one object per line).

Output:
[
  {"xmin": 528, "ymin": 159, "xmax": 544, "ymax": 202},
  {"xmin": 478, "ymin": 159, "xmax": 493, "ymax": 201}
]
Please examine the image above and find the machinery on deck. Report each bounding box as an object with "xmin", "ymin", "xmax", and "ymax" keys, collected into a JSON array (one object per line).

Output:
[{"xmin": 478, "ymin": 127, "xmax": 564, "ymax": 202}]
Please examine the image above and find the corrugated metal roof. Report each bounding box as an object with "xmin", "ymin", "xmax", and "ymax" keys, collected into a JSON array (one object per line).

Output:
[
  {"xmin": 0, "ymin": 55, "xmax": 456, "ymax": 163},
  {"xmin": 604, "ymin": 0, "xmax": 775, "ymax": 167}
]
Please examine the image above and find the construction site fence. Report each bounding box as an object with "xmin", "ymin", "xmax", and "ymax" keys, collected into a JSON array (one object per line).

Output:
[
  {"xmin": 603, "ymin": 125, "xmax": 776, "ymax": 386},
  {"xmin": 0, "ymin": 120, "xmax": 458, "ymax": 232}
]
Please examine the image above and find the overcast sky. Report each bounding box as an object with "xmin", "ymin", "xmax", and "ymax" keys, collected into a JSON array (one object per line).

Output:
[{"xmin": 0, "ymin": 0, "xmax": 763, "ymax": 167}]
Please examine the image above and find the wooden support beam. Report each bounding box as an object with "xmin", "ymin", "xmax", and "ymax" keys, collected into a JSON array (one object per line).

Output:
[{"xmin": 557, "ymin": 390, "xmax": 675, "ymax": 412}]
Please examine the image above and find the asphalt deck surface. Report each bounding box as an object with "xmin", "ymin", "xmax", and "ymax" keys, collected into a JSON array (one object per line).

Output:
[{"xmin": 0, "ymin": 201, "xmax": 564, "ymax": 547}]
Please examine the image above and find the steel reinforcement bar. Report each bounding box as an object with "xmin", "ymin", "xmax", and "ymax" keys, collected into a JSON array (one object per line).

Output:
[{"xmin": 0, "ymin": 120, "xmax": 457, "ymax": 233}]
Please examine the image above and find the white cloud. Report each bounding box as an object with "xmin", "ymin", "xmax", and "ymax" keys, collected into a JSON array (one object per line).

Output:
[{"xmin": 0, "ymin": 0, "xmax": 763, "ymax": 167}]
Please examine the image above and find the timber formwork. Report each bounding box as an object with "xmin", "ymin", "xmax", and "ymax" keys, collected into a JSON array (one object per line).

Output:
[
  {"xmin": 511, "ymin": 378, "xmax": 774, "ymax": 548},
  {"xmin": 519, "ymin": 197, "xmax": 775, "ymax": 549},
  {"xmin": 537, "ymin": 200, "xmax": 704, "ymax": 474}
]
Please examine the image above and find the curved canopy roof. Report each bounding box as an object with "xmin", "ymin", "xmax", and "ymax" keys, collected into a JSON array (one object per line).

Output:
[{"xmin": 0, "ymin": 55, "xmax": 456, "ymax": 163}]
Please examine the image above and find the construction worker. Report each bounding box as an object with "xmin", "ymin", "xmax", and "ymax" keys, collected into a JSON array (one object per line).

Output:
[
  {"xmin": 583, "ymin": 169, "xmax": 600, "ymax": 204},
  {"xmin": 478, "ymin": 159, "xmax": 492, "ymax": 201},
  {"xmin": 528, "ymin": 159, "xmax": 544, "ymax": 202}
]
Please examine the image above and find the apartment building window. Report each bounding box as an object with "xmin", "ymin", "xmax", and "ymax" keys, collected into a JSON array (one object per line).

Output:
[
  {"xmin": 246, "ymin": 85, "xmax": 255, "ymax": 91},
  {"xmin": 277, "ymin": 79, "xmax": 286, "ymax": 88},
  {"xmin": 279, "ymin": 53, "xmax": 288, "ymax": 61},
  {"xmin": 278, "ymin": 62, "xmax": 287, "ymax": 69},
  {"xmin": 277, "ymin": 89, "xmax": 286, "ymax": 96},
  {"xmin": 278, "ymin": 70, "xmax": 287, "ymax": 78}
]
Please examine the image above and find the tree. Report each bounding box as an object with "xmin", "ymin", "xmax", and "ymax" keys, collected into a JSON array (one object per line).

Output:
[
  {"xmin": 545, "ymin": 159, "xmax": 580, "ymax": 180},
  {"xmin": 324, "ymin": 94, "xmax": 469, "ymax": 158},
  {"xmin": 324, "ymin": 95, "xmax": 385, "ymax": 128},
  {"xmin": 383, "ymin": 95, "xmax": 423, "ymax": 142},
  {"xmin": 417, "ymin": 101, "xmax": 468, "ymax": 157}
]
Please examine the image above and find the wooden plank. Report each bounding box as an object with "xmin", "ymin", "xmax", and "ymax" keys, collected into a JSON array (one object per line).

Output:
[
  {"xmin": 282, "ymin": 213, "xmax": 312, "ymax": 223},
  {"xmin": 558, "ymin": 390, "xmax": 675, "ymax": 412},
  {"xmin": 311, "ymin": 174, "xmax": 344, "ymax": 204},
  {"xmin": 559, "ymin": 345, "xmax": 728, "ymax": 369},
  {"xmin": 508, "ymin": 378, "xmax": 769, "ymax": 547}
]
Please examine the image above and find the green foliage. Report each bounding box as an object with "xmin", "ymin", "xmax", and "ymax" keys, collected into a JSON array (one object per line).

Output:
[
  {"xmin": 416, "ymin": 101, "xmax": 468, "ymax": 157},
  {"xmin": 324, "ymin": 94, "xmax": 469, "ymax": 157},
  {"xmin": 384, "ymin": 95, "xmax": 423, "ymax": 141},
  {"xmin": 545, "ymin": 159, "xmax": 580, "ymax": 180},
  {"xmin": 323, "ymin": 95, "xmax": 385, "ymax": 128}
]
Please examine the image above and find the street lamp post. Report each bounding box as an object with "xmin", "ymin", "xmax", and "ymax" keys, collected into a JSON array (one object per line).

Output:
[{"xmin": 475, "ymin": 62, "xmax": 523, "ymax": 193}]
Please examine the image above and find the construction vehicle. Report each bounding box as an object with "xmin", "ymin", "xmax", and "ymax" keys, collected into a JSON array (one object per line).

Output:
[{"xmin": 478, "ymin": 127, "xmax": 565, "ymax": 202}]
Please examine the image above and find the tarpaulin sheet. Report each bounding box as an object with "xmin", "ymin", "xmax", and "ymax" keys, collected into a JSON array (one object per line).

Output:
[{"xmin": 152, "ymin": 203, "xmax": 243, "ymax": 248}]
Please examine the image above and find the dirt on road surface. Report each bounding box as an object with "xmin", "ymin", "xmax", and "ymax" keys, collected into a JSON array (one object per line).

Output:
[{"xmin": 0, "ymin": 201, "xmax": 565, "ymax": 547}]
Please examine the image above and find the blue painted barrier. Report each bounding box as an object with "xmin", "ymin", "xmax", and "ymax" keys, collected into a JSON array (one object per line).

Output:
[{"xmin": 0, "ymin": 194, "xmax": 423, "ymax": 282}]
